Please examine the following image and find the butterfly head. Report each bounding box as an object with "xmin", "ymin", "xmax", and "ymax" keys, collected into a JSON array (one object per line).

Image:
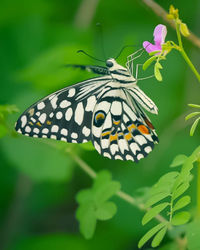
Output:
[{"xmin": 106, "ymin": 58, "xmax": 127, "ymax": 72}]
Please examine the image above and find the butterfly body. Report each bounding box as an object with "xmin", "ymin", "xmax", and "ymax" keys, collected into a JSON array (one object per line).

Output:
[{"xmin": 16, "ymin": 58, "xmax": 158, "ymax": 162}]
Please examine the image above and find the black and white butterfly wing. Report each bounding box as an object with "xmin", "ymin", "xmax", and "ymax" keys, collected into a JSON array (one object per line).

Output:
[
  {"xmin": 15, "ymin": 75, "xmax": 112, "ymax": 143},
  {"xmin": 91, "ymin": 86, "xmax": 158, "ymax": 162}
]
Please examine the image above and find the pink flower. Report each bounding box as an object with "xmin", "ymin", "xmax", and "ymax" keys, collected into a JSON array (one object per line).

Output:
[{"xmin": 143, "ymin": 24, "xmax": 167, "ymax": 54}]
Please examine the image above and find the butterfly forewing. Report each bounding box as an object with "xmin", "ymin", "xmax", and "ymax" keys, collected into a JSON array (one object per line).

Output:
[{"xmin": 15, "ymin": 76, "xmax": 112, "ymax": 143}]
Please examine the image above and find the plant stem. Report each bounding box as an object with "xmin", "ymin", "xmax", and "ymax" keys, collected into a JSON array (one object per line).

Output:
[
  {"xmin": 68, "ymin": 149, "xmax": 168, "ymax": 224},
  {"xmin": 176, "ymin": 22, "xmax": 200, "ymax": 82},
  {"xmin": 197, "ymin": 160, "xmax": 200, "ymax": 217}
]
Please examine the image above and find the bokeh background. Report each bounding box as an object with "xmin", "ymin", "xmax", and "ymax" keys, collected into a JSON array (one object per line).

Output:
[{"xmin": 1, "ymin": 0, "xmax": 200, "ymax": 249}]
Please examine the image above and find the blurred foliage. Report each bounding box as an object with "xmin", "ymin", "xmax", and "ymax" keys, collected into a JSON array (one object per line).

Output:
[{"xmin": 1, "ymin": 0, "xmax": 200, "ymax": 250}]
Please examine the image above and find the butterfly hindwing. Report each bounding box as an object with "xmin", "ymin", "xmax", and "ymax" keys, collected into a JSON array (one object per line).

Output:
[
  {"xmin": 15, "ymin": 76, "xmax": 112, "ymax": 143},
  {"xmin": 91, "ymin": 87, "xmax": 157, "ymax": 161}
]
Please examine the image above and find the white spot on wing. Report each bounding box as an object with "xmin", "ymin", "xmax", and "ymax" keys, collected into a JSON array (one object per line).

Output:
[
  {"xmin": 61, "ymin": 128, "xmax": 68, "ymax": 136},
  {"xmin": 94, "ymin": 141, "xmax": 101, "ymax": 154},
  {"xmin": 51, "ymin": 135, "xmax": 57, "ymax": 139},
  {"xmin": 60, "ymin": 100, "xmax": 71, "ymax": 108},
  {"xmin": 82, "ymin": 126, "xmax": 90, "ymax": 137},
  {"xmin": 37, "ymin": 102, "xmax": 45, "ymax": 110},
  {"xmin": 39, "ymin": 113, "xmax": 47, "ymax": 124},
  {"xmin": 25, "ymin": 126, "xmax": 31, "ymax": 133},
  {"xmin": 51, "ymin": 125, "xmax": 59, "ymax": 133},
  {"xmin": 68, "ymin": 88, "xmax": 76, "ymax": 97},
  {"xmin": 33, "ymin": 128, "xmax": 39, "ymax": 134},
  {"xmin": 126, "ymin": 154, "xmax": 134, "ymax": 161},
  {"xmin": 130, "ymin": 142, "xmax": 140, "ymax": 154},
  {"xmin": 103, "ymin": 152, "xmax": 111, "ymax": 159},
  {"xmin": 65, "ymin": 108, "xmax": 72, "ymax": 121},
  {"xmin": 85, "ymin": 96, "xmax": 96, "ymax": 112},
  {"xmin": 111, "ymin": 101, "xmax": 122, "ymax": 115},
  {"xmin": 144, "ymin": 146, "xmax": 152, "ymax": 153},
  {"xmin": 135, "ymin": 135, "xmax": 147, "ymax": 145},
  {"xmin": 71, "ymin": 132, "xmax": 78, "ymax": 139},
  {"xmin": 75, "ymin": 102, "xmax": 84, "ymax": 125},
  {"xmin": 21, "ymin": 115, "xmax": 27, "ymax": 128},
  {"xmin": 137, "ymin": 154, "xmax": 144, "ymax": 160},
  {"xmin": 115, "ymin": 155, "xmax": 123, "ymax": 160},
  {"xmin": 56, "ymin": 111, "xmax": 63, "ymax": 119},
  {"xmin": 42, "ymin": 128, "xmax": 49, "ymax": 134},
  {"xmin": 110, "ymin": 144, "xmax": 119, "ymax": 155}
]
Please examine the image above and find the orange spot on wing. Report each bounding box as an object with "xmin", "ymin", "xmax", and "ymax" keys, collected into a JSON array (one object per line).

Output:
[
  {"xmin": 124, "ymin": 133, "xmax": 132, "ymax": 141},
  {"xmin": 46, "ymin": 120, "xmax": 52, "ymax": 125},
  {"xmin": 102, "ymin": 131, "xmax": 111, "ymax": 137},
  {"xmin": 36, "ymin": 122, "xmax": 42, "ymax": 127},
  {"xmin": 110, "ymin": 133, "xmax": 118, "ymax": 142},
  {"xmin": 138, "ymin": 125, "xmax": 150, "ymax": 134},
  {"xmin": 29, "ymin": 121, "xmax": 34, "ymax": 126},
  {"xmin": 128, "ymin": 123, "xmax": 136, "ymax": 132},
  {"xmin": 113, "ymin": 120, "xmax": 120, "ymax": 125}
]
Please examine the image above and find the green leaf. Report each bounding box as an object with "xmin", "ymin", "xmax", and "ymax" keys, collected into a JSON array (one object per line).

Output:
[
  {"xmin": 95, "ymin": 201, "xmax": 117, "ymax": 220},
  {"xmin": 185, "ymin": 112, "xmax": 200, "ymax": 121},
  {"xmin": 138, "ymin": 222, "xmax": 167, "ymax": 248},
  {"xmin": 93, "ymin": 171, "xmax": 120, "ymax": 205},
  {"xmin": 189, "ymin": 146, "xmax": 200, "ymax": 163},
  {"xmin": 171, "ymin": 211, "xmax": 191, "ymax": 226},
  {"xmin": 149, "ymin": 51, "xmax": 161, "ymax": 56},
  {"xmin": 170, "ymin": 154, "xmax": 188, "ymax": 167},
  {"xmin": 79, "ymin": 142, "xmax": 95, "ymax": 151},
  {"xmin": 142, "ymin": 203, "xmax": 169, "ymax": 225},
  {"xmin": 145, "ymin": 192, "xmax": 169, "ymax": 208},
  {"xmin": 94, "ymin": 181, "xmax": 121, "ymax": 205},
  {"xmin": 76, "ymin": 189, "xmax": 93, "ymax": 204},
  {"xmin": 188, "ymin": 103, "xmax": 200, "ymax": 109},
  {"xmin": 156, "ymin": 62, "xmax": 163, "ymax": 69},
  {"xmin": 142, "ymin": 56, "xmax": 157, "ymax": 71},
  {"xmin": 76, "ymin": 202, "xmax": 96, "ymax": 239},
  {"xmin": 151, "ymin": 226, "xmax": 168, "ymax": 248},
  {"xmin": 150, "ymin": 172, "xmax": 179, "ymax": 196},
  {"xmin": 190, "ymin": 117, "xmax": 200, "ymax": 136},
  {"xmin": 154, "ymin": 63, "xmax": 162, "ymax": 81},
  {"xmin": 172, "ymin": 182, "xmax": 189, "ymax": 201},
  {"xmin": 186, "ymin": 220, "xmax": 200, "ymax": 250},
  {"xmin": 93, "ymin": 171, "xmax": 112, "ymax": 189},
  {"xmin": 173, "ymin": 196, "xmax": 191, "ymax": 212}
]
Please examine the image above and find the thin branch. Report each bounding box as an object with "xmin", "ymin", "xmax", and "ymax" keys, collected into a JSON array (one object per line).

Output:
[
  {"xmin": 74, "ymin": 0, "xmax": 100, "ymax": 29},
  {"xmin": 141, "ymin": 0, "xmax": 200, "ymax": 48}
]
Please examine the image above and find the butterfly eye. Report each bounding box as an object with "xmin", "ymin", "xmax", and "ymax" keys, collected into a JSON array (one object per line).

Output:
[
  {"xmin": 94, "ymin": 111, "xmax": 106, "ymax": 127},
  {"xmin": 106, "ymin": 60, "xmax": 113, "ymax": 68}
]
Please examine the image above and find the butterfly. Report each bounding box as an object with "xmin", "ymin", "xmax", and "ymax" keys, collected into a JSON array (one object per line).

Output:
[{"xmin": 15, "ymin": 52, "xmax": 159, "ymax": 162}]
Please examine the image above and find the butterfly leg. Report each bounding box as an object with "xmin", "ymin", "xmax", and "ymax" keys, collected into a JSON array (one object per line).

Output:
[
  {"xmin": 126, "ymin": 48, "xmax": 145, "ymax": 75},
  {"xmin": 135, "ymin": 63, "xmax": 155, "ymax": 81},
  {"xmin": 65, "ymin": 64, "xmax": 109, "ymax": 75}
]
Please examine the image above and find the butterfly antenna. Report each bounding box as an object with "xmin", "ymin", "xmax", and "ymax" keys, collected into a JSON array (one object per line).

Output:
[
  {"xmin": 77, "ymin": 50, "xmax": 105, "ymax": 63},
  {"xmin": 115, "ymin": 45, "xmax": 141, "ymax": 60},
  {"xmin": 96, "ymin": 23, "xmax": 107, "ymax": 60}
]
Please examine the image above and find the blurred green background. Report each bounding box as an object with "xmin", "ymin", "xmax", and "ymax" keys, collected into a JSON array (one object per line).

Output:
[{"xmin": 0, "ymin": 0, "xmax": 200, "ymax": 249}]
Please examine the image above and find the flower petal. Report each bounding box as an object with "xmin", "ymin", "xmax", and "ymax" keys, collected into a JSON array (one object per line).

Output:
[
  {"xmin": 143, "ymin": 41, "xmax": 161, "ymax": 53},
  {"xmin": 153, "ymin": 24, "xmax": 167, "ymax": 45}
]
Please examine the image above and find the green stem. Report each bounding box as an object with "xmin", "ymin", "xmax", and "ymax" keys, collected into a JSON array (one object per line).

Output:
[
  {"xmin": 176, "ymin": 22, "xmax": 200, "ymax": 82},
  {"xmin": 197, "ymin": 160, "xmax": 200, "ymax": 217}
]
